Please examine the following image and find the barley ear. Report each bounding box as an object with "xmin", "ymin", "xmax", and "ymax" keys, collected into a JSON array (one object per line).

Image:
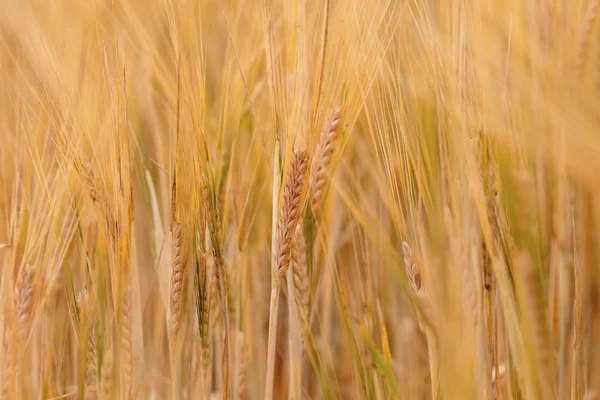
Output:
[
  {"xmin": 277, "ymin": 149, "xmax": 309, "ymax": 279},
  {"xmin": 311, "ymin": 106, "xmax": 343, "ymax": 217},
  {"xmin": 170, "ymin": 221, "xmax": 186, "ymax": 340},
  {"xmin": 291, "ymin": 225, "xmax": 309, "ymax": 318}
]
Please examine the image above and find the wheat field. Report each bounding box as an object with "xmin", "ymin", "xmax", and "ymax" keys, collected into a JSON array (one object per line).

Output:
[{"xmin": 1, "ymin": 0, "xmax": 600, "ymax": 399}]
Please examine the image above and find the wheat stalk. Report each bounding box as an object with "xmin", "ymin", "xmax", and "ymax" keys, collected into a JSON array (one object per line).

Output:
[
  {"xmin": 266, "ymin": 141, "xmax": 281, "ymax": 400},
  {"xmin": 266, "ymin": 148, "xmax": 308, "ymax": 400}
]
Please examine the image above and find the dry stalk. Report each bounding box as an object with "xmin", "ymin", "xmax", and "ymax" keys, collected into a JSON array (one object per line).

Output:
[
  {"xmin": 287, "ymin": 246, "xmax": 302, "ymax": 400},
  {"xmin": 266, "ymin": 141, "xmax": 281, "ymax": 400}
]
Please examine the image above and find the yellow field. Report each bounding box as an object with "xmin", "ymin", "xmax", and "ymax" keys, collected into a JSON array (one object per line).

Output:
[{"xmin": 1, "ymin": 0, "xmax": 599, "ymax": 399}]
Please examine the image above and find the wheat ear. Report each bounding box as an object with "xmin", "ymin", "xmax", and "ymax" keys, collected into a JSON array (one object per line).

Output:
[
  {"xmin": 236, "ymin": 333, "xmax": 248, "ymax": 400},
  {"xmin": 195, "ymin": 220, "xmax": 211, "ymax": 396},
  {"xmin": 15, "ymin": 264, "xmax": 35, "ymax": 342},
  {"xmin": 287, "ymin": 224, "xmax": 308, "ymax": 400},
  {"xmin": 201, "ymin": 174, "xmax": 231, "ymax": 400},
  {"xmin": 86, "ymin": 326, "xmax": 98, "ymax": 386},
  {"xmin": 1, "ymin": 328, "xmax": 13, "ymax": 400},
  {"xmin": 170, "ymin": 221, "xmax": 186, "ymax": 340},
  {"xmin": 100, "ymin": 349, "xmax": 114, "ymax": 400},
  {"xmin": 574, "ymin": 0, "xmax": 600, "ymax": 79},
  {"xmin": 292, "ymin": 225, "xmax": 309, "ymax": 318},
  {"xmin": 266, "ymin": 148, "xmax": 308, "ymax": 400},
  {"xmin": 277, "ymin": 149, "xmax": 309, "ymax": 278},
  {"xmin": 76, "ymin": 290, "xmax": 97, "ymax": 387},
  {"xmin": 403, "ymin": 242, "xmax": 437, "ymax": 397},
  {"xmin": 121, "ymin": 282, "xmax": 132, "ymax": 397},
  {"xmin": 311, "ymin": 106, "xmax": 343, "ymax": 217}
]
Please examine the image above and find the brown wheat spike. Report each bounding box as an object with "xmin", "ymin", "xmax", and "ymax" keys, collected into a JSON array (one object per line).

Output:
[
  {"xmin": 310, "ymin": 105, "xmax": 343, "ymax": 216},
  {"xmin": 476, "ymin": 136, "xmax": 499, "ymax": 292},
  {"xmin": 291, "ymin": 225, "xmax": 309, "ymax": 316},
  {"xmin": 574, "ymin": 0, "xmax": 600, "ymax": 79},
  {"xmin": 15, "ymin": 264, "xmax": 35, "ymax": 341},
  {"xmin": 80, "ymin": 161, "xmax": 115, "ymax": 225},
  {"xmin": 277, "ymin": 149, "xmax": 309, "ymax": 278},
  {"xmin": 81, "ymin": 161, "xmax": 101, "ymax": 205},
  {"xmin": 170, "ymin": 221, "xmax": 186, "ymax": 339},
  {"xmin": 402, "ymin": 242, "xmax": 421, "ymax": 293}
]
